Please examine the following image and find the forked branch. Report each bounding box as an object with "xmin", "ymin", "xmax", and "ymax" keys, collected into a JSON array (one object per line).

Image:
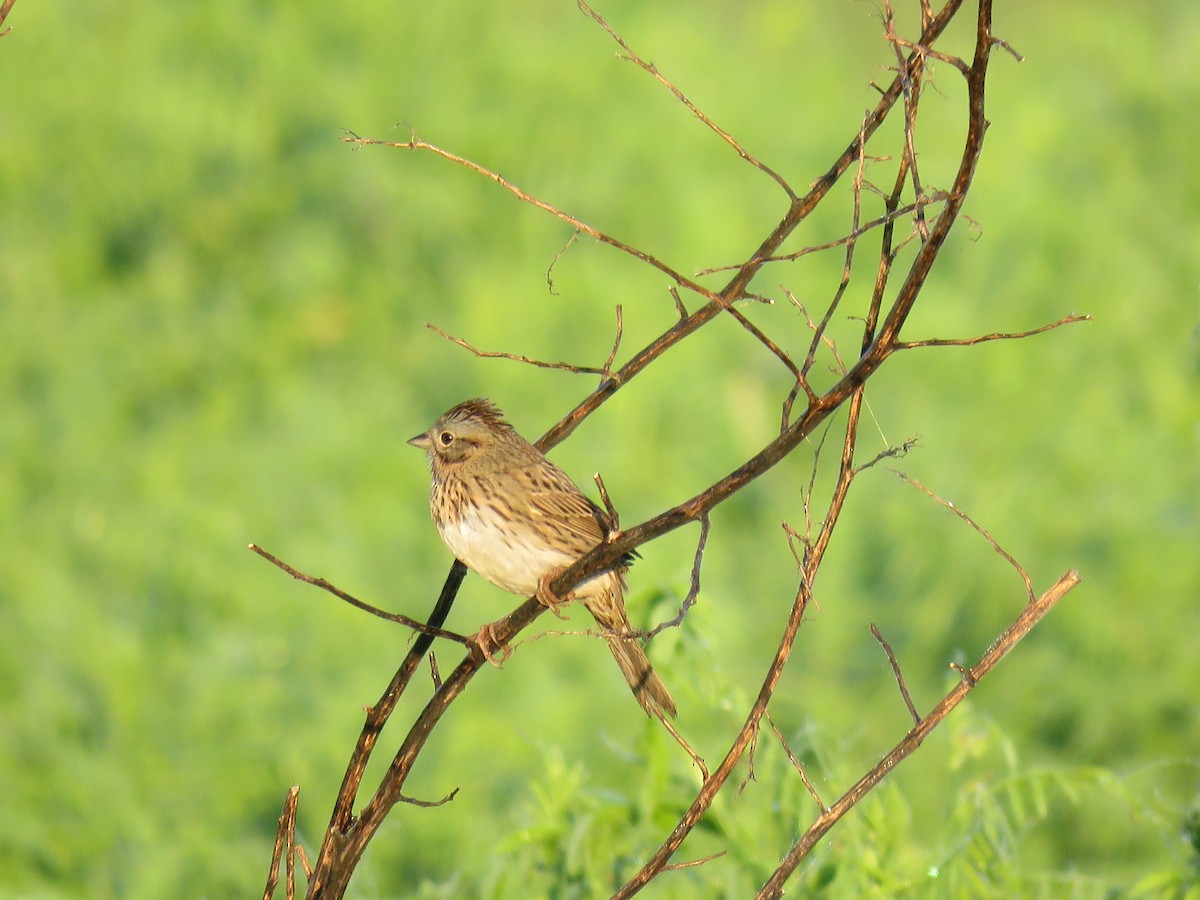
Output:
[
  {"xmin": 757, "ymin": 570, "xmax": 1081, "ymax": 897},
  {"xmin": 258, "ymin": 2, "xmax": 1085, "ymax": 897}
]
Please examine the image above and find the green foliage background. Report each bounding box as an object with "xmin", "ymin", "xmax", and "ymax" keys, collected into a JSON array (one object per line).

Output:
[{"xmin": 2, "ymin": 0, "xmax": 1197, "ymax": 896}]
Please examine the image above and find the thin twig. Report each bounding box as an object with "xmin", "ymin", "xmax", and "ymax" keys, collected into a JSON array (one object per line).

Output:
[
  {"xmin": 662, "ymin": 850, "xmax": 727, "ymax": 871},
  {"xmin": 546, "ymin": 228, "xmax": 581, "ymax": 295},
  {"xmin": 428, "ymin": 652, "xmax": 442, "ymax": 691},
  {"xmin": 593, "ymin": 472, "xmax": 619, "ymax": 528},
  {"xmin": 894, "ymin": 313, "xmax": 1091, "ymax": 348},
  {"xmin": 850, "ymin": 436, "xmax": 917, "ymax": 477},
  {"xmin": 575, "ymin": 0, "xmax": 796, "ymax": 200},
  {"xmin": 397, "ymin": 788, "xmax": 459, "ymax": 809},
  {"xmin": 668, "ymin": 286, "xmax": 688, "ymax": 320},
  {"xmin": 870, "ymin": 624, "xmax": 920, "ymax": 724},
  {"xmin": 799, "ymin": 112, "xmax": 871, "ymax": 388},
  {"xmin": 659, "ymin": 716, "xmax": 710, "ymax": 782},
  {"xmin": 248, "ymin": 544, "xmax": 470, "ymax": 644},
  {"xmin": 640, "ymin": 515, "xmax": 711, "ymax": 639},
  {"xmin": 991, "ymin": 35, "xmax": 1025, "ymax": 62},
  {"xmin": 893, "ymin": 472, "xmax": 1035, "ymax": 601},
  {"xmin": 263, "ymin": 785, "xmax": 300, "ymax": 900},
  {"xmin": 602, "ymin": 305, "xmax": 624, "ymax": 376},
  {"xmin": 767, "ymin": 713, "xmax": 827, "ymax": 813},
  {"xmin": 343, "ymin": 130, "xmax": 719, "ymax": 305},
  {"xmin": 426, "ymin": 323, "xmax": 609, "ymax": 376}
]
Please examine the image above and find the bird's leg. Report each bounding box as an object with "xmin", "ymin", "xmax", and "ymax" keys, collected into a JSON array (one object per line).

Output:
[
  {"xmin": 470, "ymin": 621, "xmax": 509, "ymax": 668},
  {"xmin": 535, "ymin": 568, "xmax": 572, "ymax": 620}
]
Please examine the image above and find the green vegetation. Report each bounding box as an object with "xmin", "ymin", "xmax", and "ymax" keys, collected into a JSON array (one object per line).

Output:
[{"xmin": 1, "ymin": 1, "xmax": 1197, "ymax": 896}]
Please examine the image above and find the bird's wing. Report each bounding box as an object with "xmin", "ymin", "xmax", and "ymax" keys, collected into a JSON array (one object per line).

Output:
[{"xmin": 519, "ymin": 461, "xmax": 608, "ymax": 553}]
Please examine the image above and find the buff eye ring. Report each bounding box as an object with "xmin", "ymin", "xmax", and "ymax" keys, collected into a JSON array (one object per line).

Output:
[{"xmin": 438, "ymin": 431, "xmax": 454, "ymax": 446}]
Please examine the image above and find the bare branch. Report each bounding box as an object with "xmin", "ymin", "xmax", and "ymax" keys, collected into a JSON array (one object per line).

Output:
[
  {"xmin": 870, "ymin": 623, "xmax": 921, "ymax": 724},
  {"xmin": 593, "ymin": 471, "xmax": 619, "ymax": 528},
  {"xmin": 721, "ymin": 303, "xmax": 802, "ymax": 385},
  {"xmin": 667, "ymin": 286, "xmax": 688, "ymax": 320},
  {"xmin": 426, "ymin": 323, "xmax": 609, "ymax": 376},
  {"xmin": 659, "ymin": 716, "xmax": 710, "ymax": 783},
  {"xmin": 893, "ymin": 472, "xmax": 1035, "ymax": 601},
  {"xmin": 894, "ymin": 313, "xmax": 1091, "ymax": 349},
  {"xmin": 263, "ymin": 785, "xmax": 301, "ymax": 900},
  {"xmin": 602, "ymin": 305, "xmax": 624, "ymax": 376},
  {"xmin": 545, "ymin": 228, "xmax": 581, "ymax": 295},
  {"xmin": 767, "ymin": 712, "xmax": 827, "ymax": 813},
  {"xmin": 991, "ymin": 34, "xmax": 1026, "ymax": 62},
  {"xmin": 640, "ymin": 514, "xmax": 711, "ymax": 639},
  {"xmin": 575, "ymin": 0, "xmax": 796, "ymax": 200},
  {"xmin": 342, "ymin": 130, "xmax": 719, "ymax": 304},
  {"xmin": 397, "ymin": 788, "xmax": 459, "ymax": 809},
  {"xmin": 850, "ymin": 435, "xmax": 917, "ymax": 477},
  {"xmin": 662, "ymin": 850, "xmax": 727, "ymax": 871},
  {"xmin": 428, "ymin": 652, "xmax": 442, "ymax": 692},
  {"xmin": 248, "ymin": 544, "xmax": 470, "ymax": 645},
  {"xmin": 799, "ymin": 112, "xmax": 871, "ymax": 385}
]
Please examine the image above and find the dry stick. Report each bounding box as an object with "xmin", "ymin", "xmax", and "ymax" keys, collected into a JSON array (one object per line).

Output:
[
  {"xmin": 603, "ymin": 304, "xmax": 624, "ymax": 375},
  {"xmin": 425, "ymin": 323, "xmax": 610, "ymax": 376},
  {"xmin": 342, "ymin": 130, "xmax": 718, "ymax": 307},
  {"xmin": 545, "ymin": 228, "xmax": 581, "ymax": 295},
  {"xmin": 871, "ymin": 624, "xmax": 921, "ymax": 724},
  {"xmin": 575, "ymin": 0, "xmax": 797, "ymax": 201},
  {"xmin": 766, "ymin": 712, "xmax": 827, "ymax": 813},
  {"xmin": 641, "ymin": 514, "xmax": 711, "ymax": 639},
  {"xmin": 306, "ymin": 4, "xmax": 973, "ymax": 894},
  {"xmin": 263, "ymin": 785, "xmax": 300, "ymax": 900},
  {"xmin": 757, "ymin": 570, "xmax": 1081, "ymax": 898},
  {"xmin": 894, "ymin": 313, "xmax": 1091, "ymax": 348},
  {"xmin": 248, "ymin": 544, "xmax": 470, "ymax": 645},
  {"xmin": 896, "ymin": 471, "xmax": 1035, "ymax": 600}
]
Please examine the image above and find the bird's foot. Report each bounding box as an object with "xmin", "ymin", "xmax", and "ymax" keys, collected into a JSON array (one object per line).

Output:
[
  {"xmin": 470, "ymin": 622, "xmax": 509, "ymax": 668},
  {"xmin": 535, "ymin": 568, "xmax": 572, "ymax": 620}
]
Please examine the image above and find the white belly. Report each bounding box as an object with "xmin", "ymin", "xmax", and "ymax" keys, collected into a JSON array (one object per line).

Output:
[{"xmin": 438, "ymin": 510, "xmax": 577, "ymax": 597}]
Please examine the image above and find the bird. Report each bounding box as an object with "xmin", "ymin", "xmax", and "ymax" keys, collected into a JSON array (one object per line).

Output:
[{"xmin": 408, "ymin": 398, "xmax": 677, "ymax": 718}]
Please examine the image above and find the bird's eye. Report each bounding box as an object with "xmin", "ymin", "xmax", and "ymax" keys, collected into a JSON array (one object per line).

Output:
[{"xmin": 438, "ymin": 431, "xmax": 454, "ymax": 446}]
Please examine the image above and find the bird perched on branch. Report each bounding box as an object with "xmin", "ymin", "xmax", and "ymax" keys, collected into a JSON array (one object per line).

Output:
[{"xmin": 408, "ymin": 398, "xmax": 676, "ymax": 718}]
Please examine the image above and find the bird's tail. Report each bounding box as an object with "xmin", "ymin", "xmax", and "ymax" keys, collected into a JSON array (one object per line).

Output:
[{"xmin": 583, "ymin": 582, "xmax": 677, "ymax": 719}]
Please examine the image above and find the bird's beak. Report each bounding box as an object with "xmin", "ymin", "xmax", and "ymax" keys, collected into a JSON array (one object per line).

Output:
[{"xmin": 407, "ymin": 432, "xmax": 432, "ymax": 449}]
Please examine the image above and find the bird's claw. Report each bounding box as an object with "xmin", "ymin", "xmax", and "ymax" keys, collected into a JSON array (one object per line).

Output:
[
  {"xmin": 471, "ymin": 622, "xmax": 509, "ymax": 668},
  {"xmin": 535, "ymin": 569, "xmax": 572, "ymax": 620}
]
